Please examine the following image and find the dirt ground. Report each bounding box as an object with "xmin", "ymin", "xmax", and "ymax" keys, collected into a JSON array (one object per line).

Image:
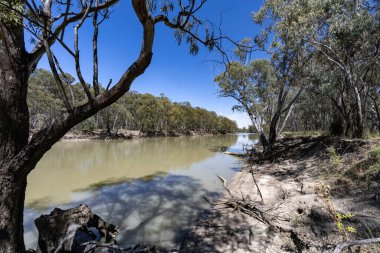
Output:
[{"xmin": 180, "ymin": 137, "xmax": 380, "ymax": 253}]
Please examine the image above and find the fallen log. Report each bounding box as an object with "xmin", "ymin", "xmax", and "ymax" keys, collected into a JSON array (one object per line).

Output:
[{"xmin": 223, "ymin": 151, "xmax": 245, "ymax": 158}]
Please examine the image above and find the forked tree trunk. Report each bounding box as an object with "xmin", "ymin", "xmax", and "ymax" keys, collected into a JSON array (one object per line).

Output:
[{"xmin": 0, "ymin": 22, "xmax": 30, "ymax": 253}]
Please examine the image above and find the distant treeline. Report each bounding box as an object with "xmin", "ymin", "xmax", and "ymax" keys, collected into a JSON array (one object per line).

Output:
[
  {"xmin": 28, "ymin": 69, "xmax": 237, "ymax": 135},
  {"xmin": 236, "ymin": 126, "xmax": 256, "ymax": 133}
]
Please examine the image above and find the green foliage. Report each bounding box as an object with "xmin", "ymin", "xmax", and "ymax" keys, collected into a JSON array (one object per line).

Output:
[
  {"xmin": 253, "ymin": 0, "xmax": 380, "ymax": 137},
  {"xmin": 368, "ymin": 147, "xmax": 380, "ymax": 159},
  {"xmin": 215, "ymin": 59, "xmax": 276, "ymax": 135},
  {"xmin": 282, "ymin": 131, "xmax": 327, "ymax": 138},
  {"xmin": 338, "ymin": 145, "xmax": 380, "ymax": 195},
  {"xmin": 366, "ymin": 131, "xmax": 380, "ymax": 140},
  {"xmin": 327, "ymin": 147, "xmax": 342, "ymax": 168},
  {"xmin": 363, "ymin": 146, "xmax": 380, "ymax": 181},
  {"xmin": 0, "ymin": 0, "xmax": 23, "ymax": 25},
  {"xmin": 28, "ymin": 69, "xmax": 237, "ymax": 135},
  {"xmin": 28, "ymin": 69, "xmax": 64, "ymax": 129},
  {"xmin": 336, "ymin": 212, "xmax": 356, "ymax": 234},
  {"xmin": 316, "ymin": 181, "xmax": 357, "ymax": 239}
]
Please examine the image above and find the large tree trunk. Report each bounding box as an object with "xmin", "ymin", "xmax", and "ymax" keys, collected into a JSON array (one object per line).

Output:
[
  {"xmin": 344, "ymin": 114, "xmax": 352, "ymax": 137},
  {"xmin": 258, "ymin": 130, "xmax": 271, "ymax": 154},
  {"xmin": 353, "ymin": 86, "xmax": 364, "ymax": 138},
  {"xmin": 330, "ymin": 112, "xmax": 344, "ymax": 136},
  {"xmin": 0, "ymin": 22, "xmax": 30, "ymax": 253},
  {"xmin": 329, "ymin": 96, "xmax": 345, "ymax": 136},
  {"xmin": 0, "ymin": 2, "xmax": 155, "ymax": 251},
  {"xmin": 269, "ymin": 112, "xmax": 281, "ymax": 144},
  {"xmin": 373, "ymin": 98, "xmax": 380, "ymax": 131},
  {"xmin": 0, "ymin": 177, "xmax": 27, "ymax": 253}
]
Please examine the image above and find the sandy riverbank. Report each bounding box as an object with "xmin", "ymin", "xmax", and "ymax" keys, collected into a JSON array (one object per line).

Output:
[{"xmin": 180, "ymin": 137, "xmax": 380, "ymax": 253}]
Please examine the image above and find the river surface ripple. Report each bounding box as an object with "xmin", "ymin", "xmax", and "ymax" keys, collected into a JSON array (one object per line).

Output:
[{"xmin": 24, "ymin": 133, "xmax": 256, "ymax": 249}]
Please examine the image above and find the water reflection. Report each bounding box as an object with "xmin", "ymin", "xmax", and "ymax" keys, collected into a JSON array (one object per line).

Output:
[
  {"xmin": 24, "ymin": 134, "xmax": 254, "ymax": 249},
  {"xmin": 79, "ymin": 175, "xmax": 217, "ymax": 247},
  {"xmin": 26, "ymin": 135, "xmax": 237, "ymax": 208},
  {"xmin": 227, "ymin": 133, "xmax": 257, "ymax": 154}
]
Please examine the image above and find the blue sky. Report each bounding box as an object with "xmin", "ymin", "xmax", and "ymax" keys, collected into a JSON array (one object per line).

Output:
[{"xmin": 27, "ymin": 0, "xmax": 266, "ymax": 128}]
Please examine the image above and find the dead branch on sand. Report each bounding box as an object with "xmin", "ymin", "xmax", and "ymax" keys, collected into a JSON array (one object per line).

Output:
[
  {"xmin": 333, "ymin": 237, "xmax": 380, "ymax": 253},
  {"xmin": 203, "ymin": 176, "xmax": 272, "ymax": 225},
  {"xmin": 250, "ymin": 166, "xmax": 264, "ymax": 204}
]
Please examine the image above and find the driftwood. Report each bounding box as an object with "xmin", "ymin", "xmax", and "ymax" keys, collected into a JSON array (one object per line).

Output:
[
  {"xmin": 203, "ymin": 176, "xmax": 272, "ymax": 225},
  {"xmin": 203, "ymin": 175, "xmax": 313, "ymax": 252},
  {"xmin": 250, "ymin": 166, "xmax": 264, "ymax": 204},
  {"xmin": 223, "ymin": 151, "xmax": 245, "ymax": 158},
  {"xmin": 333, "ymin": 237, "xmax": 380, "ymax": 253},
  {"xmin": 35, "ymin": 204, "xmax": 120, "ymax": 253},
  {"xmin": 34, "ymin": 205, "xmax": 175, "ymax": 253}
]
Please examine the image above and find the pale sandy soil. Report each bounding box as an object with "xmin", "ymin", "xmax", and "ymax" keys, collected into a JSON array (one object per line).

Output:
[{"xmin": 180, "ymin": 137, "xmax": 380, "ymax": 253}]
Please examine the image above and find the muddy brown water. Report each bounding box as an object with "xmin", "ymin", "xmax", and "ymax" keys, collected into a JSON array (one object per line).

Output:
[{"xmin": 24, "ymin": 134, "xmax": 257, "ymax": 249}]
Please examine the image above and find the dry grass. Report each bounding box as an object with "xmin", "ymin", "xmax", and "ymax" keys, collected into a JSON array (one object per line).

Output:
[{"xmin": 282, "ymin": 131, "xmax": 328, "ymax": 138}]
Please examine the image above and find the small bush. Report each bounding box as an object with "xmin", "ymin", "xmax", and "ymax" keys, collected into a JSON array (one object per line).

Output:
[
  {"xmin": 368, "ymin": 146, "xmax": 380, "ymax": 159},
  {"xmin": 327, "ymin": 147, "xmax": 342, "ymax": 169},
  {"xmin": 344, "ymin": 147, "xmax": 380, "ymax": 182}
]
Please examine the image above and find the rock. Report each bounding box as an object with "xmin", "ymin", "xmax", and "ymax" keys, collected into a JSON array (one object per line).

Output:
[{"xmin": 35, "ymin": 205, "xmax": 121, "ymax": 253}]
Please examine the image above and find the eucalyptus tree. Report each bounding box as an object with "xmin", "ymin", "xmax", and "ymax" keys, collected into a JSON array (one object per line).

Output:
[
  {"xmin": 255, "ymin": 0, "xmax": 380, "ymax": 138},
  {"xmin": 98, "ymin": 101, "xmax": 130, "ymax": 134},
  {"xmin": 218, "ymin": 116, "xmax": 237, "ymax": 134},
  {"xmin": 366, "ymin": 58, "xmax": 380, "ymax": 132},
  {"xmin": 135, "ymin": 93, "xmax": 164, "ymax": 132},
  {"xmin": 216, "ymin": 0, "xmax": 317, "ymax": 151},
  {"xmin": 216, "ymin": 49, "xmax": 308, "ymax": 150},
  {"xmin": 27, "ymin": 69, "xmax": 64, "ymax": 129},
  {"xmin": 0, "ymin": 0, "xmax": 237, "ymax": 251},
  {"xmin": 215, "ymin": 59, "xmax": 274, "ymax": 149},
  {"xmin": 253, "ymin": 0, "xmax": 322, "ymax": 144}
]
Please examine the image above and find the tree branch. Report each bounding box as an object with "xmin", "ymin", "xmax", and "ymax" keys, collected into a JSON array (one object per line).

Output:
[
  {"xmin": 333, "ymin": 237, "xmax": 380, "ymax": 253},
  {"xmin": 10, "ymin": 0, "xmax": 155, "ymax": 178},
  {"xmin": 93, "ymin": 0, "xmax": 100, "ymax": 96},
  {"xmin": 27, "ymin": 0, "xmax": 120, "ymax": 72},
  {"xmin": 74, "ymin": 0, "xmax": 94, "ymax": 101},
  {"xmin": 43, "ymin": 38, "xmax": 73, "ymax": 112}
]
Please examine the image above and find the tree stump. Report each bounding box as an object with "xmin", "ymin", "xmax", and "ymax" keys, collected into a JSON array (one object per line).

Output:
[{"xmin": 34, "ymin": 205, "xmax": 120, "ymax": 253}]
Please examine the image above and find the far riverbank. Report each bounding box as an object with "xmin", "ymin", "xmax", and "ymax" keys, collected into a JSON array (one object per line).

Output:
[{"xmin": 58, "ymin": 129, "xmax": 230, "ymax": 140}]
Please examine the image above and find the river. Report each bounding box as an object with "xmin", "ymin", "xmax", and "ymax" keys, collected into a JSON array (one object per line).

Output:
[{"xmin": 24, "ymin": 133, "xmax": 256, "ymax": 249}]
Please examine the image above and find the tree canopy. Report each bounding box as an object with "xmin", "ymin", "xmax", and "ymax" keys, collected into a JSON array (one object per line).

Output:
[
  {"xmin": 28, "ymin": 69, "xmax": 237, "ymax": 135},
  {"xmin": 216, "ymin": 0, "xmax": 379, "ymax": 150}
]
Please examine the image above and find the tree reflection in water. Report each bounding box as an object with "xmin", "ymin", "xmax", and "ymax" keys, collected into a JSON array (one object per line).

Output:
[
  {"xmin": 23, "ymin": 134, "xmax": 256, "ymax": 249},
  {"xmin": 25, "ymin": 174, "xmax": 220, "ymax": 249}
]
